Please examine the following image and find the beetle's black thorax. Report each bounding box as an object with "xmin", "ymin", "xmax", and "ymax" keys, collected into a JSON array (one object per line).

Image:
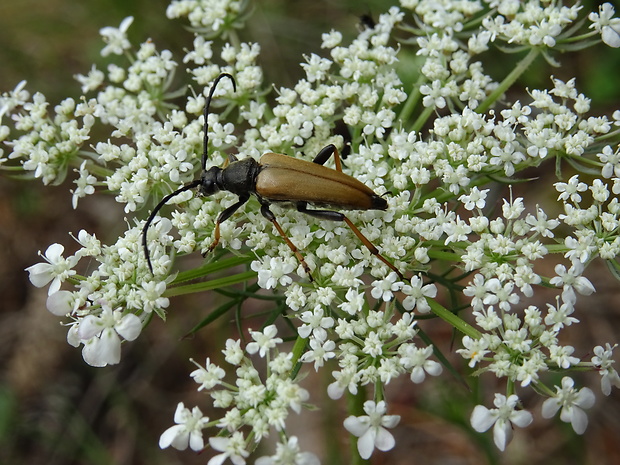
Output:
[{"xmin": 219, "ymin": 157, "xmax": 261, "ymax": 196}]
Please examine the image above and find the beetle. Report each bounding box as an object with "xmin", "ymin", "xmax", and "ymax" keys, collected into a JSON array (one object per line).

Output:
[
  {"xmin": 358, "ymin": 13, "xmax": 376, "ymax": 31},
  {"xmin": 142, "ymin": 73, "xmax": 404, "ymax": 281}
]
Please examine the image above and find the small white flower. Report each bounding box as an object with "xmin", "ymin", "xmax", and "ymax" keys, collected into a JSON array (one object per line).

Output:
[
  {"xmin": 190, "ymin": 358, "xmax": 226, "ymax": 391},
  {"xmin": 526, "ymin": 207, "xmax": 559, "ymax": 238},
  {"xmin": 255, "ymin": 436, "xmax": 319, "ymax": 465},
  {"xmin": 549, "ymin": 263, "xmax": 595, "ymax": 305},
  {"xmin": 208, "ymin": 431, "xmax": 249, "ymax": 465},
  {"xmin": 299, "ymin": 333, "xmax": 336, "ymax": 370},
  {"xmin": 549, "ymin": 344, "xmax": 580, "ymax": 369},
  {"xmin": 321, "ymin": 30, "xmax": 343, "ymax": 49},
  {"xmin": 592, "ymin": 344, "xmax": 620, "ymax": 395},
  {"xmin": 246, "ymin": 324, "xmax": 282, "ymax": 358},
  {"xmin": 343, "ymin": 400, "xmax": 400, "ymax": 459},
  {"xmin": 459, "ymin": 187, "xmax": 489, "ymax": 210},
  {"xmin": 327, "ymin": 367, "xmax": 360, "ymax": 400},
  {"xmin": 399, "ymin": 344, "xmax": 442, "ymax": 383},
  {"xmin": 370, "ymin": 272, "xmax": 402, "ymax": 302},
  {"xmin": 138, "ymin": 280, "xmax": 170, "ymax": 314},
  {"xmin": 470, "ymin": 394, "xmax": 533, "ymax": 451},
  {"xmin": 338, "ymin": 288, "xmax": 365, "ymax": 315},
  {"xmin": 251, "ymin": 257, "xmax": 295, "ymax": 289},
  {"xmin": 554, "ymin": 175, "xmax": 588, "ymax": 203},
  {"xmin": 99, "ymin": 16, "xmax": 134, "ymax": 56},
  {"xmin": 544, "ymin": 298, "xmax": 579, "ymax": 332},
  {"xmin": 71, "ymin": 161, "xmax": 97, "ymax": 208},
  {"xmin": 541, "ymin": 376, "xmax": 596, "ymax": 434},
  {"xmin": 483, "ymin": 278, "xmax": 520, "ymax": 312},
  {"xmin": 457, "ymin": 335, "xmax": 489, "ymax": 368},
  {"xmin": 274, "ymin": 377, "xmax": 310, "ymax": 415},
  {"xmin": 72, "ymin": 229, "xmax": 102, "ymax": 258},
  {"xmin": 159, "ymin": 402, "xmax": 209, "ymax": 451},
  {"xmin": 401, "ymin": 276, "xmax": 437, "ymax": 312},
  {"xmin": 463, "ymin": 274, "xmax": 488, "ymax": 310},
  {"xmin": 298, "ymin": 305, "xmax": 334, "ymax": 339},
  {"xmin": 75, "ymin": 65, "xmax": 105, "ymax": 93},
  {"xmin": 420, "ymin": 80, "xmax": 447, "ymax": 109},
  {"xmin": 26, "ymin": 243, "xmax": 79, "ymax": 295},
  {"xmin": 589, "ymin": 3, "xmax": 620, "ymax": 48},
  {"xmin": 222, "ymin": 338, "xmax": 244, "ymax": 366},
  {"xmin": 489, "ymin": 143, "xmax": 525, "ymax": 176},
  {"xmin": 301, "ymin": 53, "xmax": 332, "ymax": 82},
  {"xmin": 78, "ymin": 304, "xmax": 142, "ymax": 367}
]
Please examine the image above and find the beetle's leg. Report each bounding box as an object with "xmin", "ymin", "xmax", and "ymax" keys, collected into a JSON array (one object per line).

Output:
[
  {"xmin": 312, "ymin": 144, "xmax": 342, "ymax": 172},
  {"xmin": 221, "ymin": 153, "xmax": 238, "ymax": 169},
  {"xmin": 206, "ymin": 194, "xmax": 249, "ymax": 254},
  {"xmin": 297, "ymin": 201, "xmax": 404, "ymax": 281},
  {"xmin": 259, "ymin": 204, "xmax": 313, "ymax": 281}
]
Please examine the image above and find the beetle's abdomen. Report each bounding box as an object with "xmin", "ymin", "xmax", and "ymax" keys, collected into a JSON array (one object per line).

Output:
[{"xmin": 256, "ymin": 153, "xmax": 387, "ymax": 211}]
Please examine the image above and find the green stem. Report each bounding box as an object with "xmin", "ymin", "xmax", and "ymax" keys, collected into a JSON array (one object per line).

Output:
[
  {"xmin": 290, "ymin": 335, "xmax": 307, "ymax": 368},
  {"xmin": 427, "ymin": 298, "xmax": 482, "ymax": 340},
  {"xmin": 346, "ymin": 386, "xmax": 367, "ymax": 465},
  {"xmin": 171, "ymin": 255, "xmax": 254, "ymax": 284},
  {"xmin": 397, "ymin": 74, "xmax": 425, "ymax": 126},
  {"xmin": 559, "ymin": 30, "xmax": 598, "ymax": 45},
  {"xmin": 410, "ymin": 104, "xmax": 435, "ymax": 134},
  {"xmin": 163, "ymin": 270, "xmax": 256, "ymax": 297},
  {"xmin": 476, "ymin": 47, "xmax": 540, "ymax": 114}
]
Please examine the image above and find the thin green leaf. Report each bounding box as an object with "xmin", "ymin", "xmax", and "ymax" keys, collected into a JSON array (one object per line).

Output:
[
  {"xmin": 565, "ymin": 156, "xmax": 605, "ymax": 176},
  {"xmin": 171, "ymin": 254, "xmax": 254, "ymax": 284},
  {"xmin": 605, "ymin": 258, "xmax": 620, "ymax": 281},
  {"xmin": 185, "ymin": 297, "xmax": 240, "ymax": 336},
  {"xmin": 290, "ymin": 335, "xmax": 308, "ymax": 378},
  {"xmin": 427, "ymin": 298, "xmax": 481, "ymax": 340},
  {"xmin": 216, "ymin": 287, "xmax": 285, "ymax": 301},
  {"xmin": 164, "ymin": 270, "xmax": 257, "ymax": 297}
]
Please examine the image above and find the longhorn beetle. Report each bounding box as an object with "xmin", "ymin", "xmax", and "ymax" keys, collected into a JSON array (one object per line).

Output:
[{"xmin": 142, "ymin": 73, "xmax": 404, "ymax": 281}]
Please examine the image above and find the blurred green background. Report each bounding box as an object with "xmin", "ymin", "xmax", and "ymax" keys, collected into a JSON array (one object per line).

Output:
[{"xmin": 1, "ymin": 1, "xmax": 620, "ymax": 464}]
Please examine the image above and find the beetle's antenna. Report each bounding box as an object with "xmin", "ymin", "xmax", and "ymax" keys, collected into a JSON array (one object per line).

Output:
[
  {"xmin": 202, "ymin": 73, "xmax": 236, "ymax": 171},
  {"xmin": 143, "ymin": 73, "xmax": 236, "ymax": 274},
  {"xmin": 142, "ymin": 180, "xmax": 200, "ymax": 274}
]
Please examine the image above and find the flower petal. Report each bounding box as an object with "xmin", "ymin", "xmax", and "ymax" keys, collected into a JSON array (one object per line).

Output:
[
  {"xmin": 493, "ymin": 419, "xmax": 513, "ymax": 451},
  {"xmin": 541, "ymin": 397, "xmax": 561, "ymax": 419},
  {"xmin": 46, "ymin": 290, "xmax": 74, "ymax": 316},
  {"xmin": 159, "ymin": 424, "xmax": 186, "ymax": 449},
  {"xmin": 471, "ymin": 405, "xmax": 496, "ymax": 432},
  {"xmin": 115, "ymin": 313, "xmax": 142, "ymax": 341},
  {"xmin": 510, "ymin": 409, "xmax": 533, "ymax": 428},
  {"xmin": 344, "ymin": 415, "xmax": 370, "ymax": 437},
  {"xmin": 569, "ymin": 407, "xmax": 589, "ymax": 435},
  {"xmin": 374, "ymin": 426, "xmax": 396, "ymax": 452},
  {"xmin": 357, "ymin": 428, "xmax": 377, "ymax": 459}
]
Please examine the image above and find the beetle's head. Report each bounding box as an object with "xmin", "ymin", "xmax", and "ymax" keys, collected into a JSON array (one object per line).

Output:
[{"xmin": 199, "ymin": 166, "xmax": 222, "ymax": 196}]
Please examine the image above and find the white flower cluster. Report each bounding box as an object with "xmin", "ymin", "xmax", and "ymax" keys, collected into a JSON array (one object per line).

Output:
[
  {"xmin": 25, "ymin": 228, "xmax": 169, "ymax": 367},
  {"xmin": 159, "ymin": 325, "xmax": 318, "ymax": 465},
  {"xmin": 3, "ymin": 0, "xmax": 620, "ymax": 461}
]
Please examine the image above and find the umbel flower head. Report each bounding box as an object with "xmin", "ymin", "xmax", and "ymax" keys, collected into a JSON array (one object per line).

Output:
[{"xmin": 5, "ymin": 0, "xmax": 620, "ymax": 461}]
